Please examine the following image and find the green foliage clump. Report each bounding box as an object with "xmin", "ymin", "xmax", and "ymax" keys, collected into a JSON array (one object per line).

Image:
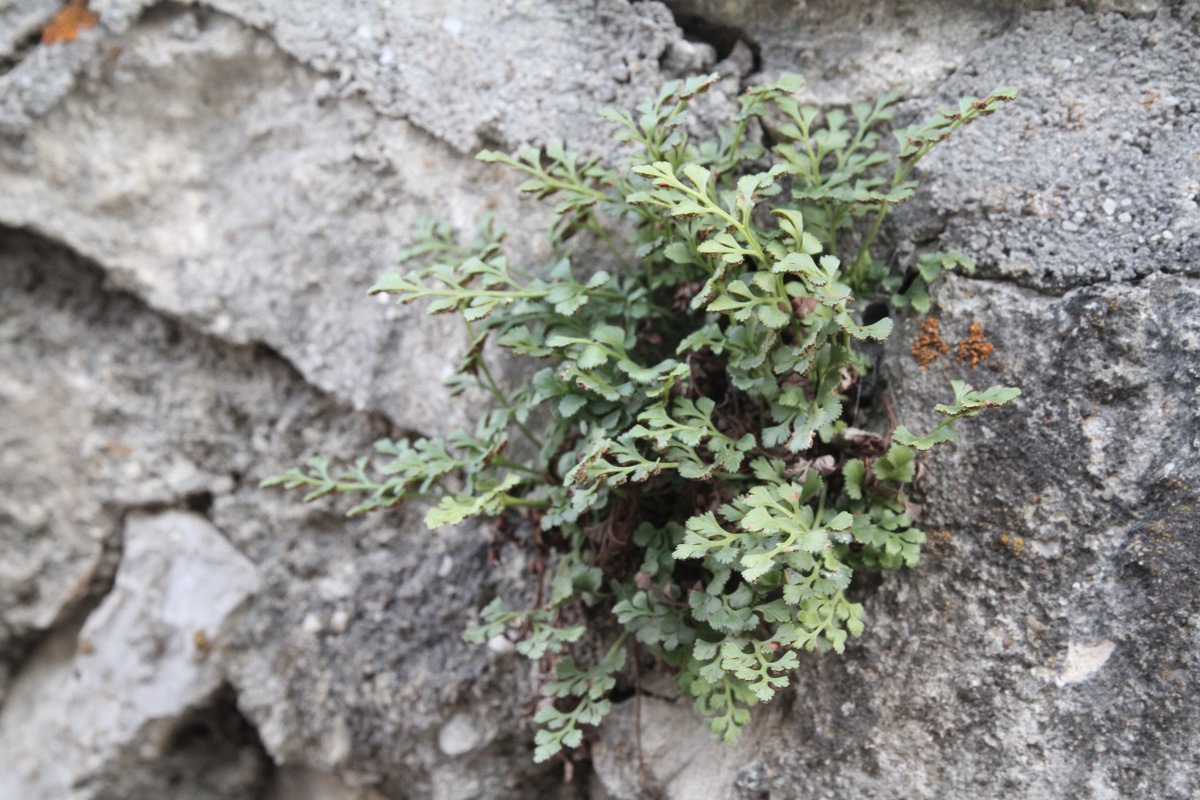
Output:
[{"xmin": 265, "ymin": 73, "xmax": 1018, "ymax": 761}]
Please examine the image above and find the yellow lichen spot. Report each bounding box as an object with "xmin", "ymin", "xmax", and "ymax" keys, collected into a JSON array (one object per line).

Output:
[
  {"xmin": 999, "ymin": 533, "xmax": 1025, "ymax": 558},
  {"xmin": 192, "ymin": 630, "xmax": 212, "ymax": 653},
  {"xmin": 1147, "ymin": 522, "xmax": 1173, "ymax": 545},
  {"xmin": 42, "ymin": 0, "xmax": 99, "ymax": 44}
]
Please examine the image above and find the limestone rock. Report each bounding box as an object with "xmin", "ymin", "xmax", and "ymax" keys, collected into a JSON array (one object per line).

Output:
[
  {"xmin": 591, "ymin": 697, "xmax": 762, "ymax": 800},
  {"xmin": 0, "ymin": 230, "xmax": 572, "ymax": 798},
  {"xmin": 0, "ymin": 511, "xmax": 263, "ymax": 800}
]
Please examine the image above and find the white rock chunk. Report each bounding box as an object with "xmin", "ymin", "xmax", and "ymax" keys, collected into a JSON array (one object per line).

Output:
[
  {"xmin": 0, "ymin": 511, "xmax": 261, "ymax": 800},
  {"xmin": 1056, "ymin": 640, "xmax": 1117, "ymax": 686},
  {"xmin": 437, "ymin": 712, "xmax": 484, "ymax": 757},
  {"xmin": 592, "ymin": 696, "xmax": 759, "ymax": 800}
]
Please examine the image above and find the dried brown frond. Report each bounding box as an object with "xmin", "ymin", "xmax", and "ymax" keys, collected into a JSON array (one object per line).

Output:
[
  {"xmin": 956, "ymin": 321, "xmax": 994, "ymax": 369},
  {"xmin": 911, "ymin": 317, "xmax": 949, "ymax": 368}
]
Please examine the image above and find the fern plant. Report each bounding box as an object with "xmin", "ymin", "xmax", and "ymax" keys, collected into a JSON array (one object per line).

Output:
[{"xmin": 265, "ymin": 73, "xmax": 1018, "ymax": 762}]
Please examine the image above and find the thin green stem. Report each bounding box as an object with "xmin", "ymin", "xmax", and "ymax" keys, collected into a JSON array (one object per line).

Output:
[
  {"xmin": 463, "ymin": 317, "xmax": 546, "ymax": 452},
  {"xmin": 325, "ymin": 482, "xmax": 444, "ymax": 502},
  {"xmin": 501, "ymin": 496, "xmax": 552, "ymax": 510},
  {"xmin": 848, "ymin": 110, "xmax": 978, "ymax": 289},
  {"xmin": 586, "ymin": 213, "xmax": 631, "ymax": 273},
  {"xmin": 668, "ymin": 177, "xmax": 771, "ymax": 268},
  {"xmin": 492, "ymin": 457, "xmax": 545, "ymax": 477},
  {"xmin": 606, "ymin": 630, "xmax": 630, "ymax": 659},
  {"xmin": 483, "ymin": 364, "xmax": 545, "ymax": 451}
]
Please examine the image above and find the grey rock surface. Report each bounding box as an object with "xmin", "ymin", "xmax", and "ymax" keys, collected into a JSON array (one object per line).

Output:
[
  {"xmin": 0, "ymin": 511, "xmax": 263, "ymax": 800},
  {"xmin": 909, "ymin": 3, "xmax": 1200, "ymax": 292},
  {"xmin": 262, "ymin": 767, "xmax": 391, "ymax": 800},
  {"xmin": 0, "ymin": 232, "xmax": 575, "ymax": 798},
  {"xmin": 0, "ymin": 0, "xmax": 60, "ymax": 60},
  {"xmin": 590, "ymin": 696, "xmax": 763, "ymax": 799},
  {"xmin": 2, "ymin": 7, "xmax": 522, "ymax": 436},
  {"xmin": 0, "ymin": 0, "xmax": 712, "ymax": 437},
  {"xmin": 5, "ymin": 0, "xmax": 682, "ymax": 153},
  {"xmin": 665, "ymin": 0, "xmax": 1025, "ymax": 104},
  {"xmin": 1, "ymin": 0, "xmax": 1198, "ymax": 798}
]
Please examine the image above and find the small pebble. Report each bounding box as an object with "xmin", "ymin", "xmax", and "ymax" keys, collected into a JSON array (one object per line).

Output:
[
  {"xmin": 438, "ymin": 713, "xmax": 483, "ymax": 756},
  {"xmin": 487, "ymin": 634, "xmax": 516, "ymax": 655},
  {"xmin": 1102, "ymin": 198, "xmax": 1118, "ymax": 215}
]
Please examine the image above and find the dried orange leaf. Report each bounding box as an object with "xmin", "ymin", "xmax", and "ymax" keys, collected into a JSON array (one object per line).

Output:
[{"xmin": 42, "ymin": 0, "xmax": 99, "ymax": 45}]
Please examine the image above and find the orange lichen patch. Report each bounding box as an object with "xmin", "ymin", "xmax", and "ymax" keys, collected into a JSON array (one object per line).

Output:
[
  {"xmin": 956, "ymin": 321, "xmax": 995, "ymax": 369},
  {"xmin": 103, "ymin": 441, "xmax": 133, "ymax": 457},
  {"xmin": 911, "ymin": 317, "xmax": 949, "ymax": 368},
  {"xmin": 41, "ymin": 0, "xmax": 99, "ymax": 45}
]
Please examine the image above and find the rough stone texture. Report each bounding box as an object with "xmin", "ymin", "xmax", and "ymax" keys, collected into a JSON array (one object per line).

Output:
[
  {"xmin": 0, "ymin": 511, "xmax": 264, "ymax": 800},
  {"xmin": 3, "ymin": 7, "xmax": 523, "ymax": 436},
  {"xmin": 0, "ymin": 232, "xmax": 575, "ymax": 798},
  {"xmin": 0, "ymin": 0, "xmax": 60, "ymax": 61},
  {"xmin": 590, "ymin": 696, "xmax": 763, "ymax": 799},
  {"xmin": 3, "ymin": 0, "xmax": 683, "ymax": 152},
  {"xmin": 1, "ymin": 0, "xmax": 1198, "ymax": 798},
  {"xmin": 906, "ymin": 2, "xmax": 1200, "ymax": 292},
  {"xmin": 664, "ymin": 0, "xmax": 1172, "ymax": 102},
  {"xmin": 263, "ymin": 767, "xmax": 390, "ymax": 800},
  {"xmin": 664, "ymin": 0, "xmax": 1025, "ymax": 104},
  {"xmin": 0, "ymin": 0, "xmax": 717, "ymax": 438}
]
